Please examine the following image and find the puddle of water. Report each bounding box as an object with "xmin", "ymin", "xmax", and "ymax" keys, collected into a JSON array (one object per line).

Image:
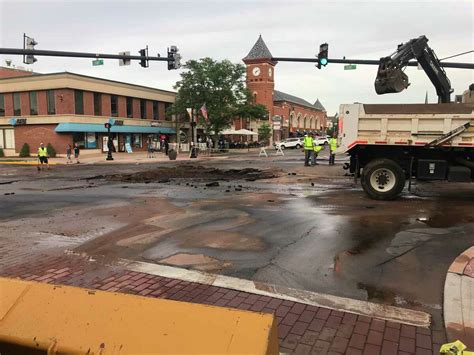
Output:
[{"xmin": 159, "ymin": 253, "xmax": 231, "ymax": 272}]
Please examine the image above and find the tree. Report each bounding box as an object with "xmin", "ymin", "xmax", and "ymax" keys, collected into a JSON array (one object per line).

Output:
[
  {"xmin": 19, "ymin": 143, "xmax": 30, "ymax": 157},
  {"xmin": 235, "ymin": 103, "xmax": 268, "ymax": 122},
  {"xmin": 258, "ymin": 123, "xmax": 272, "ymax": 144},
  {"xmin": 170, "ymin": 58, "xmax": 250, "ymax": 139},
  {"xmin": 47, "ymin": 143, "xmax": 56, "ymax": 158}
]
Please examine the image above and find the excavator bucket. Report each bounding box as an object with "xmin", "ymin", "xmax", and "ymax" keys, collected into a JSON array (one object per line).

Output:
[{"xmin": 374, "ymin": 67, "xmax": 410, "ymax": 95}]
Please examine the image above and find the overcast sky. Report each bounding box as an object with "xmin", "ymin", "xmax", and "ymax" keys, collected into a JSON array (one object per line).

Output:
[{"xmin": 1, "ymin": 0, "xmax": 473, "ymax": 114}]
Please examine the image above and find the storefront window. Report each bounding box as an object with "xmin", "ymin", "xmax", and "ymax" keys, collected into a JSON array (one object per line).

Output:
[
  {"xmin": 132, "ymin": 134, "xmax": 142, "ymax": 148},
  {"xmin": 85, "ymin": 132, "xmax": 98, "ymax": 148},
  {"xmin": 72, "ymin": 132, "xmax": 85, "ymax": 148},
  {"xmin": 72, "ymin": 132, "xmax": 98, "ymax": 149},
  {"xmin": 0, "ymin": 129, "xmax": 15, "ymax": 149}
]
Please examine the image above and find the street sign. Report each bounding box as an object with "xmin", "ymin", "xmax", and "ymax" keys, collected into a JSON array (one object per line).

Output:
[
  {"xmin": 92, "ymin": 59, "xmax": 104, "ymax": 66},
  {"xmin": 344, "ymin": 64, "xmax": 357, "ymax": 70},
  {"xmin": 119, "ymin": 51, "xmax": 131, "ymax": 66}
]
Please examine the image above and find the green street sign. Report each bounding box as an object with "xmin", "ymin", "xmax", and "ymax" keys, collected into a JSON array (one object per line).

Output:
[
  {"xmin": 344, "ymin": 64, "xmax": 357, "ymax": 70},
  {"xmin": 92, "ymin": 59, "xmax": 104, "ymax": 66}
]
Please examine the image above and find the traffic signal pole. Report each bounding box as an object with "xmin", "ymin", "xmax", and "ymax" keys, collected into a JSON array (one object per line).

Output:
[
  {"xmin": 271, "ymin": 57, "xmax": 474, "ymax": 69},
  {"xmin": 0, "ymin": 48, "xmax": 169, "ymax": 63}
]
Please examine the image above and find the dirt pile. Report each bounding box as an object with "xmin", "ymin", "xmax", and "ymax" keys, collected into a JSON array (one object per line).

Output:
[{"xmin": 104, "ymin": 165, "xmax": 279, "ymax": 183}]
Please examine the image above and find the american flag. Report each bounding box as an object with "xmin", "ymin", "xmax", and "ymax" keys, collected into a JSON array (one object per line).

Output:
[{"xmin": 200, "ymin": 103, "xmax": 209, "ymax": 121}]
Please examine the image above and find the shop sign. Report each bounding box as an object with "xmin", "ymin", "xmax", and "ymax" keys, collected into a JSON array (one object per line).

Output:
[
  {"xmin": 272, "ymin": 115, "xmax": 282, "ymax": 122},
  {"xmin": 151, "ymin": 122, "xmax": 163, "ymax": 127},
  {"xmin": 114, "ymin": 120, "xmax": 124, "ymax": 126},
  {"xmin": 9, "ymin": 118, "xmax": 27, "ymax": 126}
]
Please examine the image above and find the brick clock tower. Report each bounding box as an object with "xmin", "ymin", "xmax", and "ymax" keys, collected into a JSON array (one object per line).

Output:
[{"xmin": 243, "ymin": 35, "xmax": 278, "ymax": 140}]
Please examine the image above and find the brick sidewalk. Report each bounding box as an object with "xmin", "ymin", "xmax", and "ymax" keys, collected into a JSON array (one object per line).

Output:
[{"xmin": 0, "ymin": 253, "xmax": 446, "ymax": 354}]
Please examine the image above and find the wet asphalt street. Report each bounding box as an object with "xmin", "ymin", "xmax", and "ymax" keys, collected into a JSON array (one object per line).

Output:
[{"xmin": 1, "ymin": 150, "xmax": 473, "ymax": 328}]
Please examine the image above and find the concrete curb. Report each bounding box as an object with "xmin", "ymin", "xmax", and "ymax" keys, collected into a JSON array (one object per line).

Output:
[
  {"xmin": 444, "ymin": 246, "xmax": 474, "ymax": 347},
  {"xmin": 118, "ymin": 259, "xmax": 431, "ymax": 328}
]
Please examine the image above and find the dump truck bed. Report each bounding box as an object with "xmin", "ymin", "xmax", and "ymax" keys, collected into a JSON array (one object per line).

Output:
[{"xmin": 339, "ymin": 103, "xmax": 474, "ymax": 152}]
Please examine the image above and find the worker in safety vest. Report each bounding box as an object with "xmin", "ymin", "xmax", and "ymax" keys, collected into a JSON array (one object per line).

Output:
[
  {"xmin": 303, "ymin": 133, "xmax": 314, "ymax": 166},
  {"xmin": 37, "ymin": 143, "xmax": 49, "ymax": 170},
  {"xmin": 328, "ymin": 134, "xmax": 338, "ymax": 165},
  {"xmin": 312, "ymin": 143, "xmax": 324, "ymax": 166}
]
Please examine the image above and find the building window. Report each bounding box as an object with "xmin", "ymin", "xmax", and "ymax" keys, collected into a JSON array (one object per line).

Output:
[
  {"xmin": 29, "ymin": 91, "xmax": 38, "ymax": 115},
  {"xmin": 74, "ymin": 90, "xmax": 84, "ymax": 114},
  {"xmin": 94, "ymin": 92, "xmax": 102, "ymax": 116},
  {"xmin": 111, "ymin": 95, "xmax": 118, "ymax": 117},
  {"xmin": 47, "ymin": 90, "xmax": 55, "ymax": 114},
  {"xmin": 0, "ymin": 128, "xmax": 15, "ymax": 149},
  {"xmin": 140, "ymin": 99, "xmax": 146, "ymax": 119},
  {"xmin": 72, "ymin": 132, "xmax": 97, "ymax": 149},
  {"xmin": 0, "ymin": 94, "xmax": 4, "ymax": 116},
  {"xmin": 152, "ymin": 101, "xmax": 158, "ymax": 120},
  {"xmin": 126, "ymin": 97, "xmax": 133, "ymax": 118},
  {"xmin": 13, "ymin": 93, "xmax": 21, "ymax": 116},
  {"xmin": 165, "ymin": 103, "xmax": 172, "ymax": 121},
  {"xmin": 132, "ymin": 133, "xmax": 142, "ymax": 148}
]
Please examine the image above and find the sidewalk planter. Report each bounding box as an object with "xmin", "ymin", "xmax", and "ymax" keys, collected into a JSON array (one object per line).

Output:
[{"xmin": 168, "ymin": 149, "xmax": 177, "ymax": 160}]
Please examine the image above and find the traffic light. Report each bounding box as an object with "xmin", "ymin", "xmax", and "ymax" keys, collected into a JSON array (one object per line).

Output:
[
  {"xmin": 23, "ymin": 33, "xmax": 38, "ymax": 65},
  {"xmin": 138, "ymin": 46, "xmax": 149, "ymax": 68},
  {"xmin": 317, "ymin": 43, "xmax": 328, "ymax": 69},
  {"xmin": 167, "ymin": 46, "xmax": 181, "ymax": 70}
]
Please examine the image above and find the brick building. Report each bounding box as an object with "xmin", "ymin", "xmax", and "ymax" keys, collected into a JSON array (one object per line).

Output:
[
  {"xmin": 0, "ymin": 67, "xmax": 177, "ymax": 156},
  {"xmin": 239, "ymin": 36, "xmax": 327, "ymax": 141}
]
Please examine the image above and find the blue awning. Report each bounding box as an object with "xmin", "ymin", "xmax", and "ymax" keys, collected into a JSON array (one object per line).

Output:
[{"xmin": 55, "ymin": 123, "xmax": 175, "ymax": 134}]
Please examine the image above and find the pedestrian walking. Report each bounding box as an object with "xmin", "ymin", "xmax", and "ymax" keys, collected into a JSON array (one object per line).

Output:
[
  {"xmin": 74, "ymin": 143, "xmax": 80, "ymax": 164},
  {"xmin": 37, "ymin": 143, "xmax": 49, "ymax": 171},
  {"xmin": 164, "ymin": 138, "xmax": 169, "ymax": 156},
  {"xmin": 303, "ymin": 133, "xmax": 314, "ymax": 166},
  {"xmin": 329, "ymin": 134, "xmax": 338, "ymax": 165},
  {"xmin": 66, "ymin": 144, "xmax": 72, "ymax": 164},
  {"xmin": 312, "ymin": 143, "xmax": 324, "ymax": 166},
  {"xmin": 147, "ymin": 141, "xmax": 153, "ymax": 158}
]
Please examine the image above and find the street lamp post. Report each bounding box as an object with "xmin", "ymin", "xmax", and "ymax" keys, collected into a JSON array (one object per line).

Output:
[
  {"xmin": 289, "ymin": 106, "xmax": 295, "ymax": 138},
  {"xmin": 104, "ymin": 122, "xmax": 114, "ymax": 161}
]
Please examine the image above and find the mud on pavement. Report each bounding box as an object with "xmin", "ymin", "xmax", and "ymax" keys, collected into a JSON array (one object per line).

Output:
[{"xmin": 95, "ymin": 165, "xmax": 280, "ymax": 183}]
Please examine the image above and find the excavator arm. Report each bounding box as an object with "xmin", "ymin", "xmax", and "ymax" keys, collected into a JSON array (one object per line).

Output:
[{"xmin": 375, "ymin": 36, "xmax": 453, "ymax": 103}]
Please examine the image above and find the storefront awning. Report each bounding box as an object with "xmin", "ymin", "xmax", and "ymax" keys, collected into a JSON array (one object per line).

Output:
[{"xmin": 55, "ymin": 123, "xmax": 175, "ymax": 135}]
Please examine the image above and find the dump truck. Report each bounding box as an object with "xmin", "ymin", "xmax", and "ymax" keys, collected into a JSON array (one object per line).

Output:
[{"xmin": 338, "ymin": 36, "xmax": 474, "ymax": 200}]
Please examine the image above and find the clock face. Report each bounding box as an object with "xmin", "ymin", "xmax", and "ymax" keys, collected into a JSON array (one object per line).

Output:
[
  {"xmin": 252, "ymin": 67, "xmax": 261, "ymax": 76},
  {"xmin": 268, "ymin": 68, "xmax": 272, "ymax": 77}
]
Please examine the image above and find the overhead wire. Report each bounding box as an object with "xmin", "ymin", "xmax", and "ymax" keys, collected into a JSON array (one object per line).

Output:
[{"xmin": 439, "ymin": 50, "xmax": 474, "ymax": 61}]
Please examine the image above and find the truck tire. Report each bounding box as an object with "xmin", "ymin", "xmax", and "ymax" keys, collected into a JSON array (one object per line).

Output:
[{"xmin": 361, "ymin": 159, "xmax": 406, "ymax": 200}]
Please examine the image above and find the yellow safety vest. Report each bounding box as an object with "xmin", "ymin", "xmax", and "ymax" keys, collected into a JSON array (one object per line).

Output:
[
  {"xmin": 38, "ymin": 147, "xmax": 48, "ymax": 157},
  {"xmin": 314, "ymin": 145, "xmax": 323, "ymax": 153},
  {"xmin": 329, "ymin": 138, "xmax": 337, "ymax": 151},
  {"xmin": 303, "ymin": 136, "xmax": 313, "ymax": 150}
]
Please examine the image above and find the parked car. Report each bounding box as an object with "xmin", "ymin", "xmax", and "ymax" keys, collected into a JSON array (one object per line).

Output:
[
  {"xmin": 274, "ymin": 138, "xmax": 303, "ymax": 150},
  {"xmin": 314, "ymin": 136, "xmax": 329, "ymax": 146}
]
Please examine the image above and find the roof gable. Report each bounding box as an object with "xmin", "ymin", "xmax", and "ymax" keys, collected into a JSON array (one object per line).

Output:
[
  {"xmin": 243, "ymin": 35, "xmax": 274, "ymax": 62},
  {"xmin": 313, "ymin": 99, "xmax": 326, "ymax": 112}
]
